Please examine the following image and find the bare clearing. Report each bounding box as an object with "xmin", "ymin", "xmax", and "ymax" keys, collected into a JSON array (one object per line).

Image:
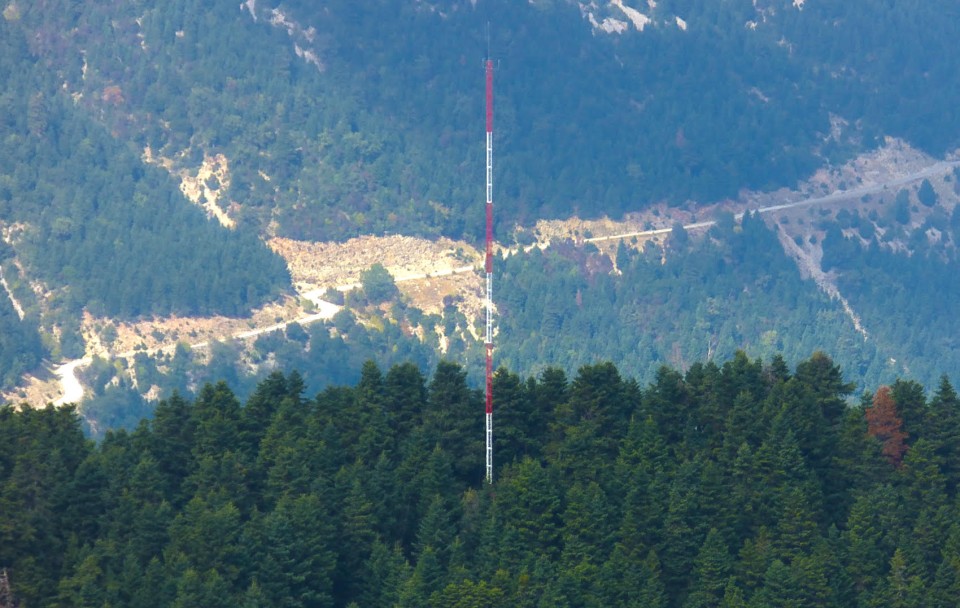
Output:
[
  {"xmin": 78, "ymin": 296, "xmax": 311, "ymax": 362},
  {"xmin": 402, "ymin": 270, "xmax": 485, "ymax": 323},
  {"xmin": 611, "ymin": 0, "xmax": 652, "ymax": 31},
  {"xmin": 270, "ymin": 234, "xmax": 482, "ymax": 293},
  {"xmin": 4, "ymin": 368, "xmax": 61, "ymax": 408},
  {"xmin": 143, "ymin": 147, "xmax": 236, "ymax": 228},
  {"xmin": 273, "ymin": 233, "xmax": 488, "ymax": 335}
]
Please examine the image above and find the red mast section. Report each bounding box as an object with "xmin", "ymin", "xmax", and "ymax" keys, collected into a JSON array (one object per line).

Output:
[{"xmin": 484, "ymin": 59, "xmax": 494, "ymax": 484}]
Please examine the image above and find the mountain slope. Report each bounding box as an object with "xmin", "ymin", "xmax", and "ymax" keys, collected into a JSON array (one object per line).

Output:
[
  {"xmin": 11, "ymin": 0, "xmax": 960, "ymax": 242},
  {"xmin": 7, "ymin": 1, "xmax": 960, "ymax": 402},
  {"xmin": 0, "ymin": 15, "xmax": 291, "ymax": 373}
]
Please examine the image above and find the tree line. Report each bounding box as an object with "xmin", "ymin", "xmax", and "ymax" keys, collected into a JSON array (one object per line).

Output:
[{"xmin": 3, "ymin": 351, "xmax": 960, "ymax": 606}]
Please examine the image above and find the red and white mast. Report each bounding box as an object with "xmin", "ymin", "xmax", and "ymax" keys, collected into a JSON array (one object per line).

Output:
[{"xmin": 484, "ymin": 58, "xmax": 494, "ymax": 484}]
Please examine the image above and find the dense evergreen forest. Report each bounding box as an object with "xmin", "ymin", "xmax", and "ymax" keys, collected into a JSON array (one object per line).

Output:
[
  {"xmin": 0, "ymin": 16, "xmax": 291, "ymax": 378},
  {"xmin": 4, "ymin": 353, "xmax": 960, "ymax": 606},
  {"xmin": 0, "ymin": 15, "xmax": 289, "ymax": 317},
  {"xmin": 822, "ymin": 206, "xmax": 960, "ymax": 388},
  {"xmin": 0, "ymin": 18, "xmax": 290, "ymax": 321},
  {"xmin": 10, "ymin": 0, "xmax": 960, "ymax": 241},
  {"xmin": 5, "ymin": 0, "xmax": 960, "ymax": 457},
  {"xmin": 495, "ymin": 213, "xmax": 893, "ymax": 387},
  {"xmin": 0, "ymin": 286, "xmax": 42, "ymax": 390}
]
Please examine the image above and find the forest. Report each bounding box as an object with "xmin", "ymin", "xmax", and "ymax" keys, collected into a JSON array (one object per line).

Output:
[
  {"xmin": 4, "ymin": 352, "xmax": 960, "ymax": 606},
  {"xmin": 0, "ymin": 16, "xmax": 292, "ymax": 379},
  {"xmin": 494, "ymin": 213, "xmax": 889, "ymax": 387},
  {"xmin": 4, "ymin": 0, "xmax": 960, "ymax": 392},
  {"xmin": 0, "ymin": 286, "xmax": 42, "ymax": 390},
  {"xmin": 0, "ymin": 18, "xmax": 290, "ymax": 321},
  {"xmin": 9, "ymin": 0, "xmax": 960, "ymax": 242},
  {"xmin": 77, "ymin": 211, "xmax": 928, "ymax": 436},
  {"xmin": 821, "ymin": 203, "xmax": 960, "ymax": 389}
]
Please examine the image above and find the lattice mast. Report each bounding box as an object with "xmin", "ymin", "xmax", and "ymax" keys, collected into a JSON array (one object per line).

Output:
[{"xmin": 484, "ymin": 58, "xmax": 494, "ymax": 484}]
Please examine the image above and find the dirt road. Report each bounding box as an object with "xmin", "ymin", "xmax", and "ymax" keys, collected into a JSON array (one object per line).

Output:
[
  {"xmin": 54, "ymin": 297, "xmax": 343, "ymax": 406},
  {"xmin": 53, "ymin": 358, "xmax": 92, "ymax": 406},
  {"xmin": 50, "ymin": 157, "xmax": 960, "ymax": 406},
  {"xmin": 583, "ymin": 159, "xmax": 960, "ymax": 245}
]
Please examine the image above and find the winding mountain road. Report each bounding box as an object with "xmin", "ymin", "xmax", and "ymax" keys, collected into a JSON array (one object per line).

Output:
[
  {"xmin": 51, "ymin": 158, "xmax": 960, "ymax": 406},
  {"xmin": 51, "ymin": 264, "xmax": 479, "ymax": 405},
  {"xmin": 53, "ymin": 358, "xmax": 92, "ymax": 406},
  {"xmin": 53, "ymin": 297, "xmax": 344, "ymax": 406},
  {"xmin": 583, "ymin": 159, "xmax": 960, "ymax": 245}
]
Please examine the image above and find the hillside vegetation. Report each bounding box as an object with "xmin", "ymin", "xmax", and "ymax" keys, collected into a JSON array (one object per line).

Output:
[
  {"xmin": 4, "ymin": 353, "xmax": 960, "ymax": 606},
  {"xmin": 0, "ymin": 16, "xmax": 291, "ymax": 380},
  {"xmin": 6, "ymin": 0, "xmax": 960, "ymax": 413},
  {"xmin": 73, "ymin": 190, "xmax": 960, "ymax": 435},
  {"xmin": 10, "ymin": 0, "xmax": 960, "ymax": 241}
]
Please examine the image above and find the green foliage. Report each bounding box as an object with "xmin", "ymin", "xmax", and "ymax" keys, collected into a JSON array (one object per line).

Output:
[
  {"xmin": 8, "ymin": 0, "xmax": 960, "ymax": 246},
  {"xmin": 4, "ymin": 353, "xmax": 960, "ymax": 606},
  {"xmin": 822, "ymin": 225, "xmax": 960, "ymax": 388},
  {"xmin": 496, "ymin": 213, "xmax": 889, "ymax": 390},
  {"xmin": 0, "ymin": 289, "xmax": 42, "ymax": 390},
  {"xmin": 2, "ymin": 1, "xmax": 960, "ymax": 400},
  {"xmin": 0, "ymin": 18, "xmax": 290, "ymax": 322},
  {"xmin": 360, "ymin": 263, "xmax": 399, "ymax": 304},
  {"xmin": 893, "ymin": 195, "xmax": 912, "ymax": 224},
  {"xmin": 918, "ymin": 179, "xmax": 939, "ymax": 207}
]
